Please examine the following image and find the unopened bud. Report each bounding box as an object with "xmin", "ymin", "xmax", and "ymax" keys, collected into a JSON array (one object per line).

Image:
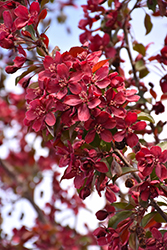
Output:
[
  {"xmin": 125, "ymin": 178, "xmax": 135, "ymax": 188},
  {"xmin": 96, "ymin": 210, "xmax": 108, "ymax": 221}
]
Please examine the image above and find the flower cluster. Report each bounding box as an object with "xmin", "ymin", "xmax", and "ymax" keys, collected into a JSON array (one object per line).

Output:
[
  {"xmin": 136, "ymin": 146, "xmax": 167, "ymax": 181},
  {"xmin": 25, "ymin": 48, "xmax": 145, "ymax": 141},
  {"xmin": 22, "ymin": 47, "xmax": 147, "ymax": 202}
]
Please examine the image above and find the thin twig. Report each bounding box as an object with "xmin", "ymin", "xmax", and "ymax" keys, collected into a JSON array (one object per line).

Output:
[
  {"xmin": 122, "ymin": 1, "xmax": 140, "ymax": 87},
  {"xmin": 149, "ymin": 122, "xmax": 160, "ymax": 144},
  {"xmin": 113, "ymin": 148, "xmax": 141, "ymax": 183},
  {"xmin": 123, "ymin": 25, "xmax": 139, "ymax": 87}
]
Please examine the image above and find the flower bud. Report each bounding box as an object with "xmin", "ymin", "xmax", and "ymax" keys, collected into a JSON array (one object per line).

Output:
[
  {"xmin": 96, "ymin": 210, "xmax": 108, "ymax": 221},
  {"xmin": 125, "ymin": 178, "xmax": 135, "ymax": 188}
]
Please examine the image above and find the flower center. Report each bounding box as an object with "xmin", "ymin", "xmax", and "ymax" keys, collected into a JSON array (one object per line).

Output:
[
  {"xmin": 95, "ymin": 124, "xmax": 104, "ymax": 134},
  {"xmin": 110, "ymin": 100, "xmax": 116, "ymax": 106},
  {"xmin": 154, "ymin": 158, "xmax": 160, "ymax": 165},
  {"xmin": 127, "ymin": 127, "xmax": 132, "ymax": 133},
  {"xmin": 34, "ymin": 87, "xmax": 42, "ymax": 96},
  {"xmin": 48, "ymin": 63, "xmax": 56, "ymax": 72},
  {"xmin": 59, "ymin": 78, "xmax": 67, "ymax": 88},
  {"xmin": 34, "ymin": 106, "xmax": 45, "ymax": 117},
  {"xmin": 92, "ymin": 74, "xmax": 97, "ymax": 83},
  {"xmin": 79, "ymin": 91, "xmax": 88, "ymax": 103}
]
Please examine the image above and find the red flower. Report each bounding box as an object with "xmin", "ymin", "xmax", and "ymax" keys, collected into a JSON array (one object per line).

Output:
[
  {"xmin": 114, "ymin": 111, "xmax": 146, "ymax": 148},
  {"xmin": 105, "ymin": 183, "xmax": 119, "ymax": 203},
  {"xmin": 146, "ymin": 227, "xmax": 167, "ymax": 250},
  {"xmin": 138, "ymin": 180, "xmax": 160, "ymax": 201},
  {"xmin": 93, "ymin": 227, "xmax": 123, "ymax": 249},
  {"xmin": 89, "ymin": 33, "xmax": 110, "ymax": 52},
  {"xmin": 124, "ymin": 89, "xmax": 140, "ymax": 102},
  {"xmin": 0, "ymin": 10, "xmax": 16, "ymax": 49},
  {"xmin": 81, "ymin": 149, "xmax": 108, "ymax": 173},
  {"xmin": 14, "ymin": 2, "xmax": 40, "ymax": 29},
  {"xmin": 96, "ymin": 205, "xmax": 115, "ymax": 221},
  {"xmin": 64, "ymin": 82, "xmax": 101, "ymax": 121},
  {"xmin": 5, "ymin": 45, "xmax": 27, "ymax": 73},
  {"xmin": 156, "ymin": 46, "xmax": 167, "ymax": 65},
  {"xmin": 152, "ymin": 101, "xmax": 165, "ymax": 115},
  {"xmin": 25, "ymin": 96, "xmax": 56, "ymax": 132},
  {"xmin": 38, "ymin": 52, "xmax": 62, "ymax": 81},
  {"xmin": 102, "ymin": 88, "xmax": 126, "ymax": 118},
  {"xmin": 6, "ymin": 55, "xmax": 26, "ymax": 74},
  {"xmin": 84, "ymin": 111, "xmax": 116, "ymax": 143},
  {"xmin": 136, "ymin": 146, "xmax": 167, "ymax": 181},
  {"xmin": 47, "ymin": 63, "xmax": 82, "ymax": 99},
  {"xmin": 92, "ymin": 65, "xmax": 111, "ymax": 89},
  {"xmin": 81, "ymin": 63, "xmax": 110, "ymax": 89}
]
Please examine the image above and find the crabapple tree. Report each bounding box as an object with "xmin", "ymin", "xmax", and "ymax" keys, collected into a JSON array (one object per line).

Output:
[{"xmin": 1, "ymin": 0, "xmax": 167, "ymax": 249}]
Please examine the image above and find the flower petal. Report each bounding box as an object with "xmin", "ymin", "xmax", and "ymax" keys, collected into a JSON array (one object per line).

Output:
[
  {"xmin": 105, "ymin": 187, "xmax": 116, "ymax": 203},
  {"xmin": 126, "ymin": 133, "xmax": 139, "ymax": 148},
  {"xmin": 64, "ymin": 95, "xmax": 82, "ymax": 106},
  {"xmin": 100, "ymin": 129, "xmax": 113, "ymax": 142},
  {"xmin": 95, "ymin": 162, "xmax": 108, "ymax": 173},
  {"xmin": 125, "ymin": 112, "xmax": 137, "ymax": 126},
  {"xmin": 45, "ymin": 112, "xmax": 56, "ymax": 126},
  {"xmin": 85, "ymin": 129, "xmax": 96, "ymax": 143},
  {"xmin": 78, "ymin": 104, "xmax": 90, "ymax": 121}
]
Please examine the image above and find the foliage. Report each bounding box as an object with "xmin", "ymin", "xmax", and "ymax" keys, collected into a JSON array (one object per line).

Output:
[{"xmin": 1, "ymin": 0, "xmax": 167, "ymax": 249}]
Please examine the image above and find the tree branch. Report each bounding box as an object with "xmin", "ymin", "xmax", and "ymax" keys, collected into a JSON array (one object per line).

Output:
[
  {"xmin": 123, "ymin": 12, "xmax": 139, "ymax": 87},
  {"xmin": 0, "ymin": 159, "xmax": 47, "ymax": 224},
  {"xmin": 150, "ymin": 198, "xmax": 167, "ymax": 223}
]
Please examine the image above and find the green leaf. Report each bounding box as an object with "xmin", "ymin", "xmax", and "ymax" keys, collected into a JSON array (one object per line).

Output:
[
  {"xmin": 90, "ymin": 133, "xmax": 100, "ymax": 147},
  {"xmin": 41, "ymin": 0, "xmax": 49, "ymax": 8},
  {"xmin": 141, "ymin": 211, "xmax": 156, "ymax": 227},
  {"xmin": 135, "ymin": 60, "xmax": 145, "ymax": 71},
  {"xmin": 113, "ymin": 167, "xmax": 138, "ymax": 181},
  {"xmin": 23, "ymin": 25, "xmax": 36, "ymax": 40},
  {"xmin": 139, "ymin": 67, "xmax": 149, "ymax": 78},
  {"xmin": 57, "ymin": 12, "xmax": 67, "ymax": 24},
  {"xmin": 133, "ymin": 43, "xmax": 146, "ymax": 56},
  {"xmin": 112, "ymin": 202, "xmax": 134, "ymax": 210},
  {"xmin": 127, "ymin": 152, "xmax": 136, "ymax": 161},
  {"xmin": 157, "ymin": 141, "xmax": 167, "ymax": 151},
  {"xmin": 160, "ymin": 230, "xmax": 167, "ymax": 236},
  {"xmin": 146, "ymin": 231, "xmax": 152, "ymax": 238},
  {"xmin": 122, "ymin": 167, "xmax": 138, "ymax": 175},
  {"xmin": 42, "ymin": 128, "xmax": 53, "ymax": 141},
  {"xmin": 157, "ymin": 201, "xmax": 167, "ymax": 207},
  {"xmin": 69, "ymin": 122, "xmax": 80, "ymax": 140},
  {"xmin": 36, "ymin": 47, "xmax": 45, "ymax": 57},
  {"xmin": 108, "ymin": 0, "xmax": 113, "ymax": 7},
  {"xmin": 154, "ymin": 212, "xmax": 167, "ymax": 223},
  {"xmin": 129, "ymin": 233, "xmax": 138, "ymax": 250},
  {"xmin": 108, "ymin": 210, "xmax": 132, "ymax": 229},
  {"xmin": 100, "ymin": 140, "xmax": 111, "ymax": 152},
  {"xmin": 137, "ymin": 111, "xmax": 155, "ymax": 123},
  {"xmin": 144, "ymin": 13, "xmax": 153, "ymax": 35},
  {"xmin": 61, "ymin": 129, "xmax": 70, "ymax": 141},
  {"xmin": 142, "ymin": 211, "xmax": 167, "ymax": 228},
  {"xmin": 28, "ymin": 82, "xmax": 38, "ymax": 89},
  {"xmin": 147, "ymin": 0, "xmax": 157, "ymax": 12},
  {"xmin": 139, "ymin": 199, "xmax": 149, "ymax": 208}
]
